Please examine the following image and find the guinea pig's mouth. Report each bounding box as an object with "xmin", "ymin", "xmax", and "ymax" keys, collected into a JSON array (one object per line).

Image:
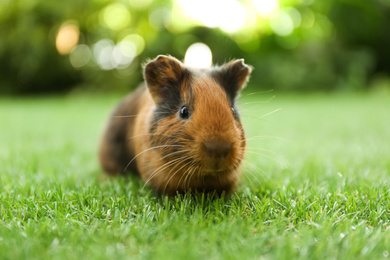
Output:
[{"xmin": 201, "ymin": 159, "xmax": 239, "ymax": 174}]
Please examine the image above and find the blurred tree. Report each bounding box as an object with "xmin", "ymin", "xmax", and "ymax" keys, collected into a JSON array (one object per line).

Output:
[{"xmin": 0, "ymin": 0, "xmax": 389, "ymax": 94}]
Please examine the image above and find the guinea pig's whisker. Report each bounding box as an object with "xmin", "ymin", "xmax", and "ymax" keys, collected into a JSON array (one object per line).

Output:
[
  {"xmin": 175, "ymin": 170, "xmax": 186, "ymax": 191},
  {"xmin": 179, "ymin": 162, "xmax": 196, "ymax": 190},
  {"xmin": 112, "ymin": 112, "xmax": 149, "ymax": 119},
  {"xmin": 240, "ymin": 108, "xmax": 282, "ymax": 125},
  {"xmin": 123, "ymin": 144, "xmax": 183, "ymax": 173},
  {"xmin": 157, "ymin": 104, "xmax": 178, "ymax": 110},
  {"xmin": 127, "ymin": 132, "xmax": 184, "ymax": 141},
  {"xmin": 149, "ymin": 154, "xmax": 191, "ymax": 186},
  {"xmin": 246, "ymin": 147, "xmax": 282, "ymax": 157},
  {"xmin": 241, "ymin": 89, "xmax": 274, "ymax": 96},
  {"xmin": 143, "ymin": 156, "xmax": 187, "ymax": 189},
  {"xmin": 160, "ymin": 149, "xmax": 192, "ymax": 161},
  {"xmin": 241, "ymin": 95, "xmax": 276, "ymax": 105},
  {"xmin": 231, "ymin": 161, "xmax": 241, "ymax": 172},
  {"xmin": 245, "ymin": 135, "xmax": 288, "ymax": 142},
  {"xmin": 244, "ymin": 158, "xmax": 272, "ymax": 179},
  {"xmin": 143, "ymin": 160, "xmax": 176, "ymax": 187},
  {"xmin": 112, "ymin": 111, "xmax": 169, "ymax": 119},
  {"xmin": 242, "ymin": 160, "xmax": 261, "ymax": 178},
  {"xmin": 239, "ymin": 114, "xmax": 268, "ymax": 121},
  {"xmin": 256, "ymin": 108, "xmax": 282, "ymax": 120},
  {"xmin": 188, "ymin": 162, "xmax": 201, "ymax": 189},
  {"xmin": 127, "ymin": 133, "xmax": 152, "ymax": 141},
  {"xmin": 112, "ymin": 115, "xmax": 139, "ymax": 118},
  {"xmin": 184, "ymin": 163, "xmax": 201, "ymax": 190},
  {"xmin": 242, "ymin": 168, "xmax": 261, "ymax": 188},
  {"xmin": 144, "ymin": 149, "xmax": 191, "ymax": 187},
  {"xmin": 244, "ymin": 150, "xmax": 284, "ymax": 165},
  {"xmin": 163, "ymin": 159, "xmax": 193, "ymax": 194},
  {"xmin": 242, "ymin": 160, "xmax": 276, "ymax": 187},
  {"xmin": 176, "ymin": 162, "xmax": 196, "ymax": 191},
  {"xmin": 245, "ymin": 147, "xmax": 284, "ymax": 164}
]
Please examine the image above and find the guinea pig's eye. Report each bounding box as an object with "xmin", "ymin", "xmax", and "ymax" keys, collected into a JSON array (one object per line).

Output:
[{"xmin": 179, "ymin": 105, "xmax": 190, "ymax": 120}]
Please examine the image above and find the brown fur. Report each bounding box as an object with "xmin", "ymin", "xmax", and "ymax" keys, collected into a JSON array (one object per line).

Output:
[{"xmin": 99, "ymin": 55, "xmax": 252, "ymax": 196}]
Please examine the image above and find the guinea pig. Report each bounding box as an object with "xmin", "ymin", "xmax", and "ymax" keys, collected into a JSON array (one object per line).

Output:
[{"xmin": 99, "ymin": 55, "xmax": 252, "ymax": 196}]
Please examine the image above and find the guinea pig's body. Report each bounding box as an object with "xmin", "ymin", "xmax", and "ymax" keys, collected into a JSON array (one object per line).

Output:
[{"xmin": 99, "ymin": 55, "xmax": 252, "ymax": 196}]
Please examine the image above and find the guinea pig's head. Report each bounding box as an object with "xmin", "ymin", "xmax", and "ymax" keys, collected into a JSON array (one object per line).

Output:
[{"xmin": 144, "ymin": 55, "xmax": 251, "ymax": 179}]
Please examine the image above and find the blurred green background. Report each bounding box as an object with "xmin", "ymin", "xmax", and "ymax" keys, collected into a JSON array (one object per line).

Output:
[{"xmin": 1, "ymin": 0, "xmax": 390, "ymax": 95}]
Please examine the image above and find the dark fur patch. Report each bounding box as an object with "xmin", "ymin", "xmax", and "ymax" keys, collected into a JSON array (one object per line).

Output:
[
  {"xmin": 149, "ymin": 67, "xmax": 194, "ymax": 158},
  {"xmin": 209, "ymin": 59, "xmax": 252, "ymax": 102},
  {"xmin": 150, "ymin": 71, "xmax": 192, "ymax": 128},
  {"xmin": 144, "ymin": 55, "xmax": 186, "ymax": 104},
  {"xmin": 157, "ymin": 85, "xmax": 182, "ymax": 114}
]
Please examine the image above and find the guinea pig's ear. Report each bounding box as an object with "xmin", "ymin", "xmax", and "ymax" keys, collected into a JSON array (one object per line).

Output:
[
  {"xmin": 144, "ymin": 55, "xmax": 184, "ymax": 102},
  {"xmin": 214, "ymin": 59, "xmax": 252, "ymax": 100}
]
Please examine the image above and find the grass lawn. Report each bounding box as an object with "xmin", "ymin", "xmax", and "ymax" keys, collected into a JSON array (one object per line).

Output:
[{"xmin": 1, "ymin": 91, "xmax": 389, "ymax": 259}]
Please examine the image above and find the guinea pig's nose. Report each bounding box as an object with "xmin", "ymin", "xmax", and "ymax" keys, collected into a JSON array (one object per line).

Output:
[{"xmin": 203, "ymin": 141, "xmax": 232, "ymax": 158}]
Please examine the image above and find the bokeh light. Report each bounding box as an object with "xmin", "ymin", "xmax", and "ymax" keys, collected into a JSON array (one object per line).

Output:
[
  {"xmin": 219, "ymin": 0, "xmax": 246, "ymax": 33},
  {"xmin": 177, "ymin": 0, "xmax": 246, "ymax": 33},
  {"xmin": 69, "ymin": 44, "xmax": 91, "ymax": 69},
  {"xmin": 301, "ymin": 8, "xmax": 315, "ymax": 28},
  {"xmin": 270, "ymin": 9, "xmax": 294, "ymax": 36},
  {"xmin": 121, "ymin": 34, "xmax": 145, "ymax": 56},
  {"xmin": 184, "ymin": 43, "xmax": 212, "ymax": 69},
  {"xmin": 56, "ymin": 22, "xmax": 79, "ymax": 55},
  {"xmin": 93, "ymin": 39, "xmax": 136, "ymax": 70},
  {"xmin": 149, "ymin": 7, "xmax": 172, "ymax": 30},
  {"xmin": 253, "ymin": 0, "xmax": 279, "ymax": 17},
  {"xmin": 2, "ymin": 0, "xmax": 387, "ymax": 94},
  {"xmin": 99, "ymin": 3, "xmax": 131, "ymax": 31},
  {"xmin": 114, "ymin": 40, "xmax": 136, "ymax": 69},
  {"xmin": 93, "ymin": 39, "xmax": 115, "ymax": 70},
  {"xmin": 285, "ymin": 7, "xmax": 301, "ymax": 28}
]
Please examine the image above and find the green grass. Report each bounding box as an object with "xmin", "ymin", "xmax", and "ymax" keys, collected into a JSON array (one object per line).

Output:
[{"xmin": 1, "ymin": 92, "xmax": 390, "ymax": 259}]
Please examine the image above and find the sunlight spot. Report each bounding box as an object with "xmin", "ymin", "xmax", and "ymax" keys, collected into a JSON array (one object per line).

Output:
[
  {"xmin": 56, "ymin": 22, "xmax": 79, "ymax": 55},
  {"xmin": 177, "ymin": 0, "xmax": 246, "ymax": 33},
  {"xmin": 243, "ymin": 8, "xmax": 258, "ymax": 28},
  {"xmin": 177, "ymin": 0, "xmax": 218, "ymax": 28},
  {"xmin": 219, "ymin": 0, "xmax": 246, "ymax": 33},
  {"xmin": 253, "ymin": 0, "xmax": 279, "ymax": 17},
  {"xmin": 184, "ymin": 43, "xmax": 212, "ymax": 69}
]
